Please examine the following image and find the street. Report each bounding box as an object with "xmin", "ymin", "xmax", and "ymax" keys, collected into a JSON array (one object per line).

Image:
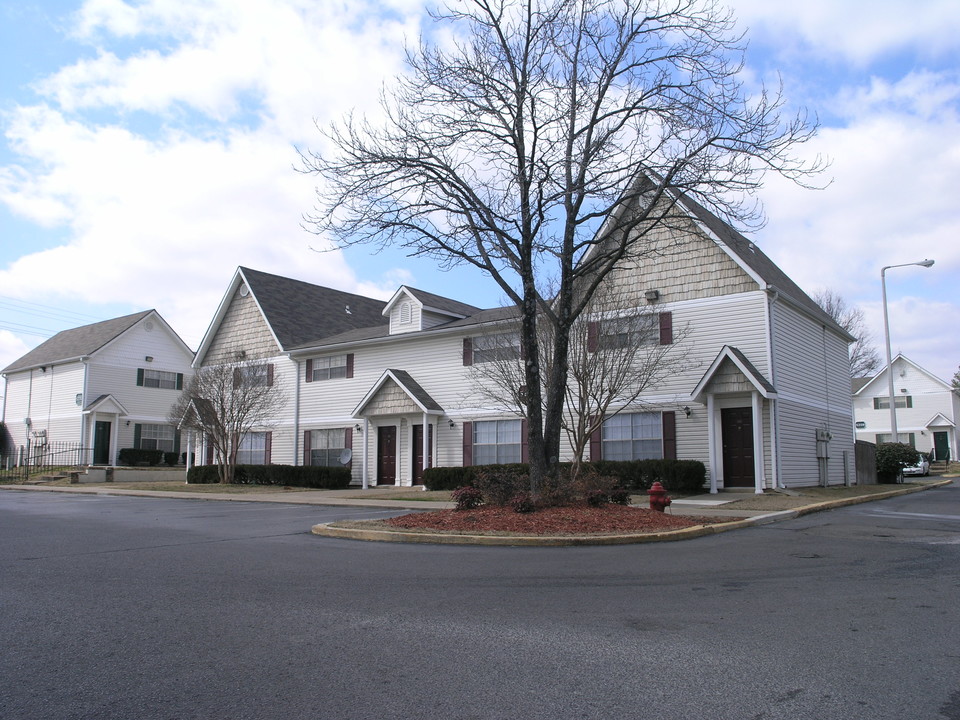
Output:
[{"xmin": 1, "ymin": 484, "xmax": 958, "ymax": 720}]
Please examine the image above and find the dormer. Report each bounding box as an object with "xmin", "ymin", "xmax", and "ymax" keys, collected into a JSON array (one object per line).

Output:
[{"xmin": 382, "ymin": 286, "xmax": 481, "ymax": 335}]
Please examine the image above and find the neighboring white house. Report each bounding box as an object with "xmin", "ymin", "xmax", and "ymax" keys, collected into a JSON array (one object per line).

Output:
[
  {"xmin": 1, "ymin": 311, "xmax": 195, "ymax": 466},
  {"xmin": 190, "ymin": 190, "xmax": 855, "ymax": 492},
  {"xmin": 853, "ymin": 354, "xmax": 958, "ymax": 462}
]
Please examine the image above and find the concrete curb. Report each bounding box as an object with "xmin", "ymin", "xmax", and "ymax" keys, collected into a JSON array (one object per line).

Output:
[{"xmin": 310, "ymin": 478, "xmax": 954, "ymax": 546}]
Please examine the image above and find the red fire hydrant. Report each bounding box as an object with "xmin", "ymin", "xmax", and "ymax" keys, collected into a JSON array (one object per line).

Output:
[{"xmin": 647, "ymin": 481, "xmax": 672, "ymax": 512}]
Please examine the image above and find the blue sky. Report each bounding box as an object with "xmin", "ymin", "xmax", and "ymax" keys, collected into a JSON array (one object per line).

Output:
[{"xmin": 1, "ymin": 0, "xmax": 958, "ymax": 385}]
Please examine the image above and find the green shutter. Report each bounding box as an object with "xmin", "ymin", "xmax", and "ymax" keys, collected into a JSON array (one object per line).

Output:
[
  {"xmin": 176, "ymin": 373, "xmax": 183, "ymax": 390},
  {"xmin": 136, "ymin": 368, "xmax": 145, "ymax": 386},
  {"xmin": 133, "ymin": 424, "xmax": 142, "ymax": 449},
  {"xmin": 173, "ymin": 430, "xmax": 181, "ymax": 457}
]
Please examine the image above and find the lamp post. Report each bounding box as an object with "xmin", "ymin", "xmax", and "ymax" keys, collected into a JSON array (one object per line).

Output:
[{"xmin": 881, "ymin": 259, "xmax": 934, "ymax": 442}]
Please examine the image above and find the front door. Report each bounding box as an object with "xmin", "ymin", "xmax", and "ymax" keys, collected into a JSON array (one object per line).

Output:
[
  {"xmin": 412, "ymin": 424, "xmax": 433, "ymax": 484},
  {"xmin": 93, "ymin": 421, "xmax": 111, "ymax": 465},
  {"xmin": 377, "ymin": 426, "xmax": 397, "ymax": 486},
  {"xmin": 721, "ymin": 407, "xmax": 754, "ymax": 488},
  {"xmin": 933, "ymin": 431, "xmax": 950, "ymax": 462}
]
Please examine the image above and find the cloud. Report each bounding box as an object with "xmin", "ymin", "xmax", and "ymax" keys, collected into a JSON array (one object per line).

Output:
[
  {"xmin": 730, "ymin": 0, "xmax": 960, "ymax": 65},
  {"xmin": 0, "ymin": 330, "xmax": 31, "ymax": 370}
]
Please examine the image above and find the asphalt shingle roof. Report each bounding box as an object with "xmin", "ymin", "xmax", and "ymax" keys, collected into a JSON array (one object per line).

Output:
[
  {"xmin": 240, "ymin": 267, "xmax": 388, "ymax": 350},
  {"xmin": 2, "ymin": 310, "xmax": 154, "ymax": 374}
]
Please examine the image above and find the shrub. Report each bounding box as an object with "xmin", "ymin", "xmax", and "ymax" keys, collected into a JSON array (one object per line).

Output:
[
  {"xmin": 585, "ymin": 489, "xmax": 608, "ymax": 507},
  {"xmin": 451, "ymin": 485, "xmax": 484, "ymax": 510},
  {"xmin": 511, "ymin": 491, "xmax": 535, "ymax": 513},
  {"xmin": 163, "ymin": 452, "xmax": 180, "ymax": 466},
  {"xmin": 186, "ymin": 464, "xmax": 351, "ymax": 489},
  {"xmin": 422, "ymin": 466, "xmax": 475, "ymax": 491},
  {"xmin": 876, "ymin": 443, "xmax": 920, "ymax": 483},
  {"xmin": 608, "ymin": 486, "xmax": 631, "ymax": 506},
  {"xmin": 473, "ymin": 465, "xmax": 529, "ymax": 506},
  {"xmin": 118, "ymin": 448, "xmax": 164, "ymax": 466}
]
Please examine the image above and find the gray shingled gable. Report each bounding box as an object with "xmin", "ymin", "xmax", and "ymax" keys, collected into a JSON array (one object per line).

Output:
[
  {"xmin": 240, "ymin": 267, "xmax": 388, "ymax": 350},
  {"xmin": 385, "ymin": 369, "xmax": 444, "ymax": 412},
  {"xmin": 2, "ymin": 310, "xmax": 154, "ymax": 374}
]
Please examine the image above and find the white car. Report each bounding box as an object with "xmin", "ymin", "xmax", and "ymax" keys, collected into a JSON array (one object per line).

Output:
[{"xmin": 902, "ymin": 454, "xmax": 930, "ymax": 477}]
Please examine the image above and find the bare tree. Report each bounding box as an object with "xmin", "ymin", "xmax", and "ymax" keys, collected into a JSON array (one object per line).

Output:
[
  {"xmin": 170, "ymin": 362, "xmax": 286, "ymax": 484},
  {"xmin": 469, "ymin": 285, "xmax": 691, "ymax": 474},
  {"xmin": 301, "ymin": 0, "xmax": 821, "ymax": 493},
  {"xmin": 812, "ymin": 289, "xmax": 881, "ymax": 378},
  {"xmin": 952, "ymin": 365, "xmax": 960, "ymax": 393}
]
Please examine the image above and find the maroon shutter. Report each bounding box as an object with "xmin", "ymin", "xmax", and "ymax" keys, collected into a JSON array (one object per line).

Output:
[
  {"xmin": 205, "ymin": 441, "xmax": 214, "ymax": 465},
  {"xmin": 233, "ymin": 367, "xmax": 241, "ymax": 388},
  {"xmin": 346, "ymin": 353, "xmax": 354, "ymax": 379},
  {"xmin": 589, "ymin": 416, "xmax": 602, "ymax": 462},
  {"xmin": 264, "ymin": 432, "xmax": 272, "ymax": 464},
  {"xmin": 587, "ymin": 321, "xmax": 599, "ymax": 352},
  {"xmin": 520, "ymin": 419, "xmax": 529, "ymax": 463},
  {"xmin": 462, "ymin": 421, "xmax": 473, "ymax": 466},
  {"xmin": 659, "ymin": 312, "xmax": 673, "ymax": 345},
  {"xmin": 662, "ymin": 411, "xmax": 676, "ymax": 460},
  {"xmin": 344, "ymin": 427, "xmax": 353, "ymax": 469},
  {"xmin": 462, "ymin": 337, "xmax": 473, "ymax": 366},
  {"xmin": 266, "ymin": 364, "xmax": 274, "ymax": 387},
  {"xmin": 305, "ymin": 359, "xmax": 313, "ymax": 383},
  {"xmin": 303, "ymin": 430, "xmax": 312, "ymax": 466}
]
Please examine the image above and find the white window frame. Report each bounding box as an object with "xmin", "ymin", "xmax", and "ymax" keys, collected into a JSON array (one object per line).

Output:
[
  {"xmin": 311, "ymin": 355, "xmax": 348, "ymax": 381},
  {"xmin": 143, "ymin": 369, "xmax": 178, "ymax": 389},
  {"xmin": 140, "ymin": 424, "xmax": 176, "ymax": 452},
  {"xmin": 237, "ymin": 432, "xmax": 267, "ymax": 465},
  {"xmin": 473, "ymin": 333, "xmax": 521, "ymax": 364},
  {"xmin": 473, "ymin": 419, "xmax": 522, "ymax": 465},
  {"xmin": 598, "ymin": 314, "xmax": 658, "ymax": 350},
  {"xmin": 601, "ymin": 412, "xmax": 663, "ymax": 461},
  {"xmin": 310, "ymin": 428, "xmax": 347, "ymax": 467}
]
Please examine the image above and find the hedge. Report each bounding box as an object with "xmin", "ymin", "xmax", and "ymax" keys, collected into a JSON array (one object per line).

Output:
[
  {"xmin": 186, "ymin": 464, "xmax": 352, "ymax": 489},
  {"xmin": 118, "ymin": 448, "xmax": 166, "ymax": 466},
  {"xmin": 422, "ymin": 459, "xmax": 707, "ymax": 495}
]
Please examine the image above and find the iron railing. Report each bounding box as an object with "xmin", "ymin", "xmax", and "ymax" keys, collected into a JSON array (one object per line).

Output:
[{"xmin": 0, "ymin": 442, "xmax": 89, "ymax": 483}]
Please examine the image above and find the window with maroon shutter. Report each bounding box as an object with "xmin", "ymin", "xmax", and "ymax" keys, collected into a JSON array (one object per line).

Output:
[
  {"xmin": 462, "ymin": 421, "xmax": 473, "ymax": 465},
  {"xmin": 266, "ymin": 364, "xmax": 274, "ymax": 387},
  {"xmin": 589, "ymin": 417, "xmax": 602, "ymax": 462},
  {"xmin": 462, "ymin": 338, "xmax": 473, "ymax": 366},
  {"xmin": 305, "ymin": 359, "xmax": 313, "ymax": 383},
  {"xmin": 598, "ymin": 412, "xmax": 664, "ymax": 461},
  {"xmin": 345, "ymin": 353, "xmax": 354, "ymax": 379},
  {"xmin": 309, "ymin": 355, "xmax": 349, "ymax": 381},
  {"xmin": 520, "ymin": 419, "xmax": 529, "ymax": 463},
  {"xmin": 661, "ymin": 411, "xmax": 676, "ymax": 460},
  {"xmin": 264, "ymin": 432, "xmax": 272, "ymax": 464},
  {"xmin": 306, "ymin": 428, "xmax": 349, "ymax": 466},
  {"xmin": 587, "ymin": 322, "xmax": 599, "ymax": 353},
  {"xmin": 303, "ymin": 430, "xmax": 312, "ymax": 465}
]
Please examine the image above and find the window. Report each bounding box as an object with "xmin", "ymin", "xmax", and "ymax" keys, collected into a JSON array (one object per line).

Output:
[
  {"xmin": 237, "ymin": 432, "xmax": 269, "ymax": 465},
  {"xmin": 309, "ymin": 429, "xmax": 347, "ymax": 467},
  {"xmin": 601, "ymin": 413, "xmax": 663, "ymax": 461},
  {"xmin": 138, "ymin": 424, "xmax": 176, "ymax": 452},
  {"xmin": 597, "ymin": 314, "xmax": 659, "ymax": 350},
  {"xmin": 873, "ymin": 396, "xmax": 912, "ymax": 410},
  {"xmin": 876, "ymin": 433, "xmax": 916, "ymax": 447},
  {"xmin": 311, "ymin": 355, "xmax": 348, "ymax": 381},
  {"xmin": 473, "ymin": 419, "xmax": 522, "ymax": 465},
  {"xmin": 237, "ymin": 364, "xmax": 273, "ymax": 387},
  {"xmin": 137, "ymin": 368, "xmax": 182, "ymax": 390},
  {"xmin": 473, "ymin": 333, "xmax": 521, "ymax": 364},
  {"xmin": 399, "ymin": 301, "xmax": 412, "ymax": 324}
]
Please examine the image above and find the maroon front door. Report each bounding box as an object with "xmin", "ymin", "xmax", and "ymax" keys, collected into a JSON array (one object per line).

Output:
[
  {"xmin": 412, "ymin": 424, "xmax": 433, "ymax": 484},
  {"xmin": 377, "ymin": 426, "xmax": 397, "ymax": 486},
  {"xmin": 721, "ymin": 407, "xmax": 755, "ymax": 488}
]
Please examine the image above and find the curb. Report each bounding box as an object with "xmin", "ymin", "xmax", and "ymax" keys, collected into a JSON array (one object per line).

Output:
[{"xmin": 310, "ymin": 479, "xmax": 953, "ymax": 546}]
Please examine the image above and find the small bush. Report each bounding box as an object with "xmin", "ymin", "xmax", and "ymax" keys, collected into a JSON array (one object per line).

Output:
[
  {"xmin": 511, "ymin": 492, "xmax": 535, "ymax": 513},
  {"xmin": 876, "ymin": 442, "xmax": 920, "ymax": 483},
  {"xmin": 473, "ymin": 465, "xmax": 529, "ymax": 506},
  {"xmin": 585, "ymin": 489, "xmax": 608, "ymax": 507},
  {"xmin": 608, "ymin": 486, "xmax": 631, "ymax": 506},
  {"xmin": 186, "ymin": 464, "xmax": 351, "ymax": 489},
  {"xmin": 422, "ymin": 466, "xmax": 475, "ymax": 491},
  {"xmin": 451, "ymin": 485, "xmax": 484, "ymax": 510},
  {"xmin": 118, "ymin": 448, "xmax": 164, "ymax": 466},
  {"xmin": 163, "ymin": 452, "xmax": 180, "ymax": 466}
]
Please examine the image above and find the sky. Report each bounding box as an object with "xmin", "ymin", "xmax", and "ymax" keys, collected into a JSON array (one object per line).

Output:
[{"xmin": 0, "ymin": 0, "xmax": 958, "ymax": 387}]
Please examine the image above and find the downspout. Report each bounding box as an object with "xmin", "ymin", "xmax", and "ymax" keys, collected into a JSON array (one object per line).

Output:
[
  {"xmin": 766, "ymin": 287, "xmax": 783, "ymax": 488},
  {"xmin": 80, "ymin": 359, "xmax": 89, "ymax": 464},
  {"xmin": 293, "ymin": 357, "xmax": 301, "ymax": 466}
]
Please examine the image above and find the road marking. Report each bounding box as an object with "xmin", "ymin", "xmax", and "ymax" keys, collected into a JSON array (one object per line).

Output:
[{"xmin": 863, "ymin": 508, "xmax": 960, "ymax": 522}]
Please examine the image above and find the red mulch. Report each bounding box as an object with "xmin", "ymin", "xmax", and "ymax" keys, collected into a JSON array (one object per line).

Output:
[{"xmin": 384, "ymin": 503, "xmax": 729, "ymax": 536}]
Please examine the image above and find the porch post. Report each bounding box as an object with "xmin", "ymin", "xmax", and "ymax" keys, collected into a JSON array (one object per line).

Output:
[
  {"xmin": 707, "ymin": 394, "xmax": 718, "ymax": 494},
  {"xmin": 421, "ymin": 411, "xmax": 429, "ymax": 481},
  {"xmin": 752, "ymin": 391, "xmax": 765, "ymax": 494},
  {"xmin": 362, "ymin": 418, "xmax": 369, "ymax": 490}
]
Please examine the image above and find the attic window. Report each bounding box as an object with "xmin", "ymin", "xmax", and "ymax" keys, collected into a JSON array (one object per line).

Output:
[
  {"xmin": 399, "ymin": 301, "xmax": 412, "ymax": 324},
  {"xmin": 239, "ymin": 283, "xmax": 250, "ymax": 297}
]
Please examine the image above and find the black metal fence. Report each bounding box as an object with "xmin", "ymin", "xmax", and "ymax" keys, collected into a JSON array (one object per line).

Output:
[{"xmin": 0, "ymin": 442, "xmax": 89, "ymax": 483}]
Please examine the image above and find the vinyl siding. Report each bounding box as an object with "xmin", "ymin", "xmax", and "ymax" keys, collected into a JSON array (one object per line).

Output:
[
  {"xmin": 772, "ymin": 300, "xmax": 855, "ymax": 487},
  {"xmin": 2, "ymin": 363, "xmax": 85, "ymax": 446}
]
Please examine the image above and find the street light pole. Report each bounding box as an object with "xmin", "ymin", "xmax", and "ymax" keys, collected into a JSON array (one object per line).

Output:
[{"xmin": 881, "ymin": 259, "xmax": 935, "ymax": 443}]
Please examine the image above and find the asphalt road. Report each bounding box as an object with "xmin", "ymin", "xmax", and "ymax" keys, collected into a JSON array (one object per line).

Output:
[{"xmin": 1, "ymin": 483, "xmax": 958, "ymax": 720}]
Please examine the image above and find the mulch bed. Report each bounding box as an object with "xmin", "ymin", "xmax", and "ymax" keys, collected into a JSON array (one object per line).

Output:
[{"xmin": 384, "ymin": 503, "xmax": 733, "ymax": 536}]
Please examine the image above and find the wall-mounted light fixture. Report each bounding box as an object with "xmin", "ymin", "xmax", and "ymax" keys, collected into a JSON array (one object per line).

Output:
[
  {"xmin": 683, "ymin": 406, "xmax": 691, "ymax": 417},
  {"xmin": 354, "ymin": 424, "xmax": 362, "ymax": 433},
  {"xmin": 145, "ymin": 356, "xmax": 154, "ymax": 362},
  {"xmin": 75, "ymin": 393, "xmax": 83, "ymax": 406},
  {"xmin": 126, "ymin": 420, "xmax": 130, "ymax": 426},
  {"xmin": 644, "ymin": 290, "xmax": 660, "ymax": 303}
]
